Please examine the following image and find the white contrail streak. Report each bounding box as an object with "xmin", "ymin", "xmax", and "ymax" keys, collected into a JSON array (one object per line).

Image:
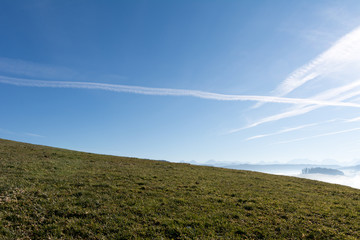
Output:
[
  {"xmin": 1, "ymin": 76, "xmax": 360, "ymax": 107},
  {"xmin": 245, "ymin": 123, "xmax": 318, "ymax": 141},
  {"xmin": 346, "ymin": 116, "xmax": 360, "ymax": 122},
  {"xmin": 274, "ymin": 26, "xmax": 360, "ymax": 96},
  {"xmin": 253, "ymin": 25, "xmax": 360, "ymax": 109},
  {"xmin": 245, "ymin": 119, "xmax": 340, "ymax": 140},
  {"xmin": 231, "ymin": 80, "xmax": 360, "ymax": 132},
  {"xmin": 275, "ymin": 127, "xmax": 360, "ymax": 144},
  {"xmin": 230, "ymin": 106, "xmax": 318, "ymax": 132}
]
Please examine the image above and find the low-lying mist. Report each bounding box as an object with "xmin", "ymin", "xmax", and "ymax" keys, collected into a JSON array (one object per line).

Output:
[
  {"xmin": 297, "ymin": 170, "xmax": 360, "ymax": 189},
  {"xmin": 214, "ymin": 163, "xmax": 360, "ymax": 190}
]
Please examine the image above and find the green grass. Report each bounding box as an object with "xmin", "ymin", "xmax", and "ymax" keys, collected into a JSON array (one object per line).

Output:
[{"xmin": 0, "ymin": 138, "xmax": 360, "ymax": 239}]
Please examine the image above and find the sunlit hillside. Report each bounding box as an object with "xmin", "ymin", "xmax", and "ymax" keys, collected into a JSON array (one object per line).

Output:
[{"xmin": 0, "ymin": 138, "xmax": 359, "ymax": 239}]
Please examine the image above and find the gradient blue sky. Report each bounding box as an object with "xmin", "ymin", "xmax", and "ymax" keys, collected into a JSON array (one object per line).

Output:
[{"xmin": 1, "ymin": 0, "xmax": 360, "ymax": 164}]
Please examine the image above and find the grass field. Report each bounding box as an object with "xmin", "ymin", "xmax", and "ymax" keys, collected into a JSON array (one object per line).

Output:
[{"xmin": 0, "ymin": 138, "xmax": 360, "ymax": 239}]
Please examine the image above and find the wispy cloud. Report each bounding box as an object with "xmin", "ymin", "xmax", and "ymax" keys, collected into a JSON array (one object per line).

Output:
[
  {"xmin": 232, "ymin": 105, "xmax": 319, "ymax": 132},
  {"xmin": 24, "ymin": 132, "xmax": 45, "ymax": 138},
  {"xmin": 233, "ymin": 79, "xmax": 360, "ymax": 132},
  {"xmin": 275, "ymin": 127, "xmax": 360, "ymax": 144},
  {"xmin": 244, "ymin": 116, "xmax": 359, "ymax": 141},
  {"xmin": 252, "ymin": 25, "xmax": 360, "ymax": 110},
  {"xmin": 246, "ymin": 123, "xmax": 320, "ymax": 141},
  {"xmin": 0, "ymin": 57, "xmax": 78, "ymax": 80},
  {"xmin": 1, "ymin": 76, "xmax": 360, "ymax": 107},
  {"xmin": 0, "ymin": 128, "xmax": 44, "ymax": 138},
  {"xmin": 345, "ymin": 116, "xmax": 360, "ymax": 122},
  {"xmin": 274, "ymin": 26, "xmax": 360, "ymax": 97}
]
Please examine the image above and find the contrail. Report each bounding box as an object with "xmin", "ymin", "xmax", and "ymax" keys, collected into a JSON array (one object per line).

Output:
[
  {"xmin": 253, "ymin": 25, "xmax": 360, "ymax": 109},
  {"xmin": 231, "ymin": 80, "xmax": 360, "ymax": 132},
  {"xmin": 245, "ymin": 123, "xmax": 319, "ymax": 141},
  {"xmin": 245, "ymin": 119, "xmax": 339, "ymax": 140},
  {"xmin": 1, "ymin": 76, "xmax": 360, "ymax": 107},
  {"xmin": 345, "ymin": 116, "xmax": 360, "ymax": 122},
  {"xmin": 229, "ymin": 106, "xmax": 318, "ymax": 133},
  {"xmin": 274, "ymin": 127, "xmax": 360, "ymax": 144},
  {"xmin": 274, "ymin": 26, "xmax": 360, "ymax": 96}
]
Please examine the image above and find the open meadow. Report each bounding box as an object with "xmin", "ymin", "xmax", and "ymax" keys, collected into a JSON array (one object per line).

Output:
[{"xmin": 0, "ymin": 139, "xmax": 360, "ymax": 239}]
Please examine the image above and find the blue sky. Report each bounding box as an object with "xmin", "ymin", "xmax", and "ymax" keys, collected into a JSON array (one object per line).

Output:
[{"xmin": 1, "ymin": 0, "xmax": 360, "ymax": 165}]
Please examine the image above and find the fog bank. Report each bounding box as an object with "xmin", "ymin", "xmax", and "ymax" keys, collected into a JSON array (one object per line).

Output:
[{"xmin": 218, "ymin": 163, "xmax": 360, "ymax": 190}]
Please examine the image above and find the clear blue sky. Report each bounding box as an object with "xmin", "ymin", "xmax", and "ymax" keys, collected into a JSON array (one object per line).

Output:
[{"xmin": 1, "ymin": 0, "xmax": 360, "ymax": 165}]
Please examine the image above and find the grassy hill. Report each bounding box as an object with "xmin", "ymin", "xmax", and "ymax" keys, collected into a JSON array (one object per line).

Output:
[{"xmin": 0, "ymin": 139, "xmax": 359, "ymax": 239}]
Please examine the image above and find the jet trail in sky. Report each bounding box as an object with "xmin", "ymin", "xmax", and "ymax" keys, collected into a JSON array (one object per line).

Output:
[{"xmin": 1, "ymin": 76, "xmax": 359, "ymax": 108}]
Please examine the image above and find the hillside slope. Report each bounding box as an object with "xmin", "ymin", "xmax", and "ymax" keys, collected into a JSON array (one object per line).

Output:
[{"xmin": 0, "ymin": 139, "xmax": 359, "ymax": 239}]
